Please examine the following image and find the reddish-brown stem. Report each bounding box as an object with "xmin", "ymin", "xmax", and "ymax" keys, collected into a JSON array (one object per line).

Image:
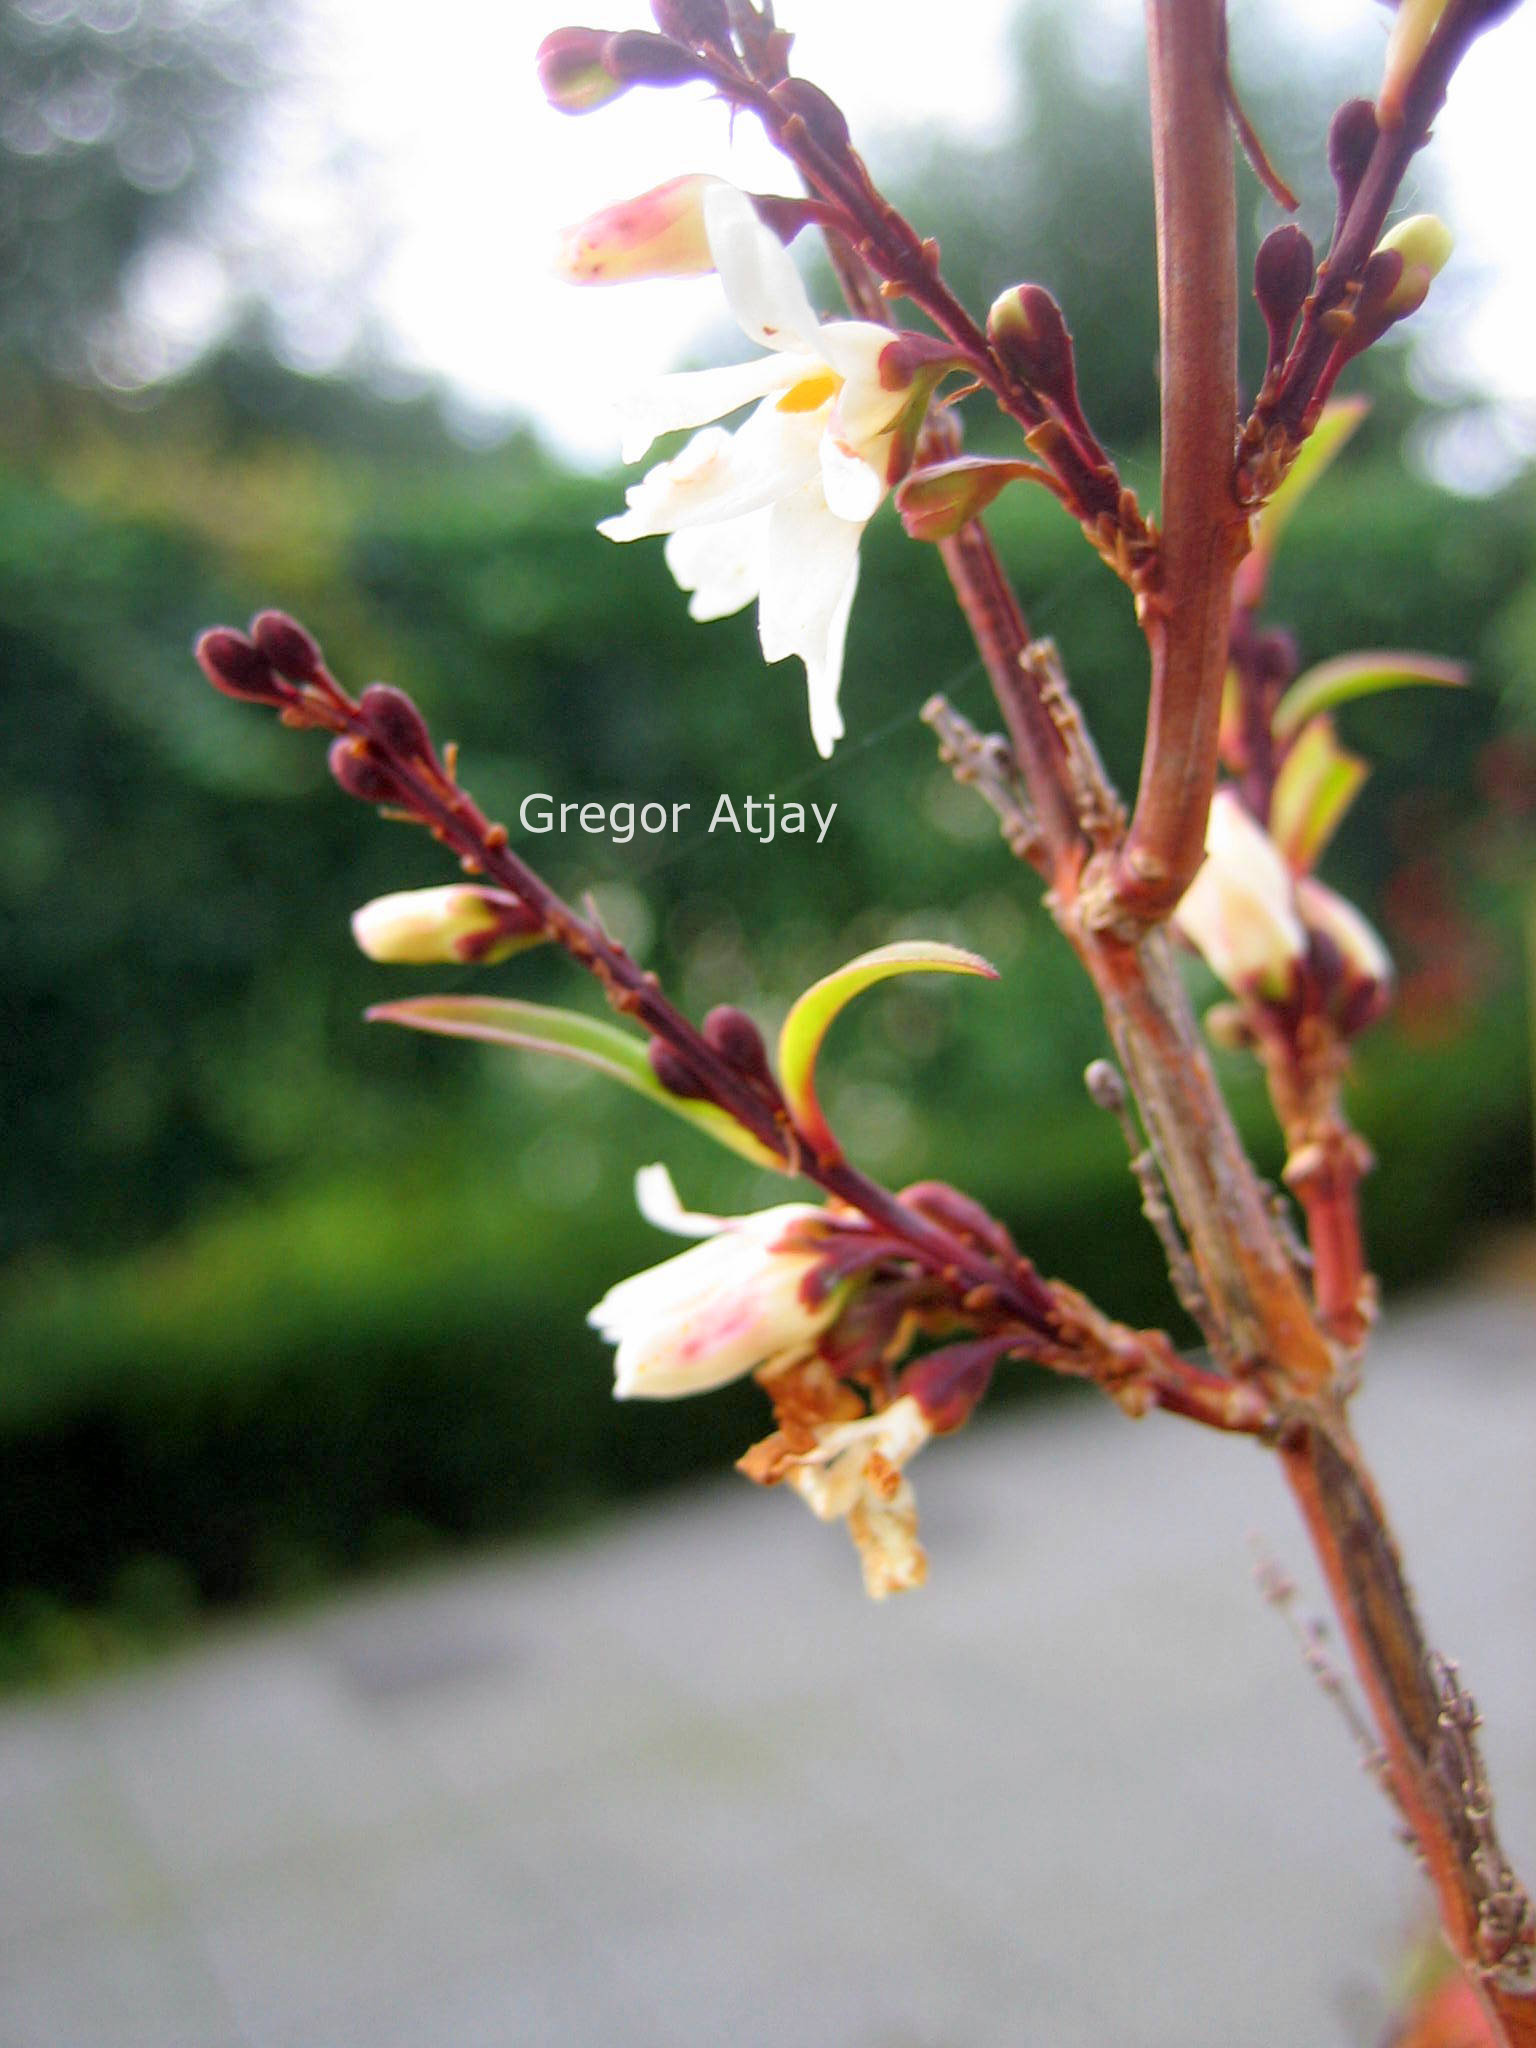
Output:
[
  {"xmin": 1293, "ymin": 1154, "xmax": 1370, "ymax": 1345},
  {"xmin": 1103, "ymin": 0, "xmax": 1246, "ymax": 929},
  {"xmin": 1071, "ymin": 926, "xmax": 1336, "ymax": 1395},
  {"xmin": 1255, "ymin": 1018, "xmax": 1374, "ymax": 1347},
  {"xmin": 1281, "ymin": 1420, "xmax": 1536, "ymax": 2040}
]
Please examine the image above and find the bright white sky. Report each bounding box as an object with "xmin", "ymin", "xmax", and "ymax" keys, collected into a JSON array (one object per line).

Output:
[{"xmin": 144, "ymin": 0, "xmax": 1536, "ymax": 484}]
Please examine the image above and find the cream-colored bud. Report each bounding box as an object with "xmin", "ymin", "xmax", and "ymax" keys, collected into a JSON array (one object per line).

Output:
[
  {"xmin": 350, "ymin": 885, "xmax": 539, "ymax": 966},
  {"xmin": 1373, "ymin": 214, "xmax": 1454, "ymax": 316},
  {"xmin": 1174, "ymin": 790, "xmax": 1307, "ymax": 1002},
  {"xmin": 1378, "ymin": 0, "xmax": 1450, "ymax": 130}
]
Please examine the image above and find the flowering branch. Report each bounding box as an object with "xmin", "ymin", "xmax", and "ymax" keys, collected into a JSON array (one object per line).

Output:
[
  {"xmin": 193, "ymin": 614, "xmax": 1270, "ymax": 1461},
  {"xmin": 180, "ymin": 0, "xmax": 1536, "ymax": 2032},
  {"xmin": 1239, "ymin": 0, "xmax": 1519, "ymax": 498}
]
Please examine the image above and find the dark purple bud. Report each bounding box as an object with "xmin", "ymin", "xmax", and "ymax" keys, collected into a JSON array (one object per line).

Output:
[
  {"xmin": 1254, "ymin": 224, "xmax": 1314, "ymax": 371},
  {"xmin": 1327, "ymin": 99, "xmax": 1378, "ymax": 237},
  {"xmin": 357, "ymin": 683, "xmax": 434, "ymax": 761},
  {"xmin": 770, "ymin": 78, "xmax": 852, "ymax": 157},
  {"xmin": 328, "ymin": 737, "xmax": 402, "ymax": 806},
  {"xmin": 251, "ymin": 609, "xmax": 324, "ymax": 684},
  {"xmin": 649, "ymin": 0, "xmax": 730, "ymax": 47},
  {"xmin": 537, "ymin": 27, "xmax": 628, "ymax": 113},
  {"xmin": 703, "ymin": 1004, "xmax": 773, "ymax": 1085},
  {"xmin": 1252, "ymin": 628, "xmax": 1298, "ymax": 693},
  {"xmin": 602, "ymin": 29, "xmax": 709, "ymax": 85},
  {"xmin": 195, "ymin": 628, "xmax": 287, "ymax": 705},
  {"xmin": 647, "ymin": 1039, "xmax": 711, "ymax": 1099},
  {"xmin": 986, "ymin": 284, "xmax": 1079, "ymax": 414}
]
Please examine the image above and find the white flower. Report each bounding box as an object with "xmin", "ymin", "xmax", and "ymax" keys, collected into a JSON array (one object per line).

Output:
[
  {"xmin": 785, "ymin": 1394, "xmax": 932, "ymax": 1599},
  {"xmin": 1174, "ymin": 788, "xmax": 1307, "ymax": 1000},
  {"xmin": 598, "ymin": 183, "xmax": 921, "ymax": 758},
  {"xmin": 588, "ymin": 1165, "xmax": 840, "ymax": 1399}
]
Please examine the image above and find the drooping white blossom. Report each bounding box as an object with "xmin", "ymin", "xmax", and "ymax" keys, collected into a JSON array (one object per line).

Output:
[
  {"xmin": 588, "ymin": 1165, "xmax": 840, "ymax": 1399},
  {"xmin": 784, "ymin": 1394, "xmax": 932, "ymax": 1599},
  {"xmin": 599, "ymin": 184, "xmax": 924, "ymax": 757}
]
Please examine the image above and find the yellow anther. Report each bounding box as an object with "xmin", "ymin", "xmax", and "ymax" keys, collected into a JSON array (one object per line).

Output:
[{"xmin": 777, "ymin": 371, "xmax": 840, "ymax": 414}]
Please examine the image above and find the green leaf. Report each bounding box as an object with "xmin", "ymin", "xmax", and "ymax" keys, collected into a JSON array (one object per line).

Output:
[
  {"xmin": 777, "ymin": 940, "xmax": 997, "ymax": 1162},
  {"xmin": 1272, "ymin": 650, "xmax": 1468, "ymax": 740},
  {"xmin": 1269, "ymin": 716, "xmax": 1367, "ymax": 872},
  {"xmin": 367, "ymin": 996, "xmax": 784, "ymax": 1169}
]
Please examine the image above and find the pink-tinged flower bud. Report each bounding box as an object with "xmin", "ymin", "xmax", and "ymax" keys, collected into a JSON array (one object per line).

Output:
[
  {"xmin": 896, "ymin": 457, "xmax": 1032, "ymax": 542},
  {"xmin": 649, "ymin": 0, "xmax": 729, "ymax": 46},
  {"xmin": 1254, "ymin": 224, "xmax": 1314, "ymax": 372},
  {"xmin": 770, "ymin": 77, "xmax": 852, "ymax": 157},
  {"xmin": 351, "ymin": 885, "xmax": 544, "ymax": 966},
  {"xmin": 703, "ymin": 1004, "xmax": 773, "ymax": 1085},
  {"xmin": 589, "ymin": 1182, "xmax": 842, "ymax": 1399},
  {"xmin": 1173, "ymin": 788, "xmax": 1306, "ymax": 1002},
  {"xmin": 196, "ymin": 628, "xmax": 287, "ymax": 705},
  {"xmin": 554, "ymin": 174, "xmax": 719, "ymax": 285},
  {"xmin": 1327, "ymin": 99, "xmax": 1378, "ymax": 236},
  {"xmin": 356, "ymin": 682, "xmax": 433, "ymax": 761},
  {"xmin": 537, "ymin": 27, "xmax": 627, "ymax": 114},
  {"xmin": 1296, "ymin": 877, "xmax": 1394, "ymax": 1035},
  {"xmin": 986, "ymin": 284, "xmax": 1080, "ymax": 415},
  {"xmin": 328, "ymin": 736, "xmax": 402, "ymax": 806},
  {"xmin": 647, "ymin": 1039, "xmax": 711, "ymax": 1099},
  {"xmin": 250, "ymin": 609, "xmax": 324, "ymax": 684},
  {"xmin": 1371, "ymin": 213, "xmax": 1453, "ymax": 317},
  {"xmin": 602, "ymin": 28, "xmax": 708, "ymax": 85}
]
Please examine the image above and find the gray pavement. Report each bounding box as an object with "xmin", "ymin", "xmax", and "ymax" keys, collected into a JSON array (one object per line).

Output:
[{"xmin": 2, "ymin": 1283, "xmax": 1534, "ymax": 2048}]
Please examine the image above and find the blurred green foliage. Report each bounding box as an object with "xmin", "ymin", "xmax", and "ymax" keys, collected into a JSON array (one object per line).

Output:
[{"xmin": 1, "ymin": 4, "xmax": 1533, "ymax": 1685}]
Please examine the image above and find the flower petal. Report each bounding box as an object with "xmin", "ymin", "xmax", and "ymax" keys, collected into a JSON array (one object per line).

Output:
[
  {"xmin": 703, "ymin": 183, "xmax": 824, "ymax": 354},
  {"xmin": 758, "ymin": 483, "xmax": 865, "ymax": 756},
  {"xmin": 600, "ymin": 406, "xmax": 822, "ymax": 543},
  {"xmin": 664, "ymin": 510, "xmax": 768, "ymax": 621},
  {"xmin": 819, "ymin": 429, "xmax": 887, "ymax": 523},
  {"xmin": 1174, "ymin": 789, "xmax": 1306, "ymax": 998},
  {"xmin": 633, "ymin": 1162, "xmax": 729, "ymax": 1239},
  {"xmin": 806, "ymin": 568, "xmax": 857, "ymax": 762},
  {"xmin": 617, "ymin": 350, "xmax": 814, "ymax": 466}
]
